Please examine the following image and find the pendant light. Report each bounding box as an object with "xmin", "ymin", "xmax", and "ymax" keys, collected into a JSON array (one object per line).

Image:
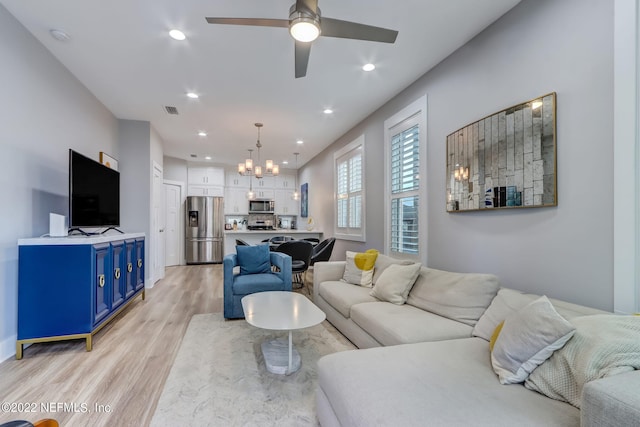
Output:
[{"xmin": 292, "ymin": 152, "xmax": 300, "ymax": 201}]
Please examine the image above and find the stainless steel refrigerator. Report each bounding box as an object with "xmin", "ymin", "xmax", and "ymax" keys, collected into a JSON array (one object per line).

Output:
[{"xmin": 186, "ymin": 196, "xmax": 224, "ymax": 264}]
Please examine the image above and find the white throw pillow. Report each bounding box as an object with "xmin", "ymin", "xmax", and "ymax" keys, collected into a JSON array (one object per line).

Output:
[
  {"xmin": 370, "ymin": 263, "xmax": 422, "ymax": 305},
  {"xmin": 491, "ymin": 295, "xmax": 576, "ymax": 385}
]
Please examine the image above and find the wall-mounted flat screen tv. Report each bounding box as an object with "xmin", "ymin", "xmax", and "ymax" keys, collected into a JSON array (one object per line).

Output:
[{"xmin": 69, "ymin": 149, "xmax": 120, "ymax": 227}]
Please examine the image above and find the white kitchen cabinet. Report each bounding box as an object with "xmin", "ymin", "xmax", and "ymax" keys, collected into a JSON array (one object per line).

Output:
[
  {"xmin": 224, "ymin": 187, "xmax": 249, "ymax": 215},
  {"xmin": 275, "ymin": 189, "xmax": 299, "ymax": 215},
  {"xmin": 226, "ymin": 173, "xmax": 250, "ymax": 188},
  {"xmin": 188, "ymin": 166, "xmax": 225, "ymax": 186},
  {"xmin": 255, "ymin": 176, "xmax": 275, "ymax": 188},
  {"xmin": 188, "ymin": 185, "xmax": 224, "ymax": 197},
  {"xmin": 255, "ymin": 189, "xmax": 274, "ymax": 200},
  {"xmin": 275, "ymin": 174, "xmax": 296, "ymax": 189}
]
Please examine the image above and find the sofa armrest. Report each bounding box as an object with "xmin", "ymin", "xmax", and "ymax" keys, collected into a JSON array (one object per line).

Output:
[
  {"xmin": 313, "ymin": 261, "xmax": 346, "ymax": 302},
  {"xmin": 270, "ymin": 251, "xmax": 293, "ymax": 291},
  {"xmin": 581, "ymin": 370, "xmax": 640, "ymax": 427}
]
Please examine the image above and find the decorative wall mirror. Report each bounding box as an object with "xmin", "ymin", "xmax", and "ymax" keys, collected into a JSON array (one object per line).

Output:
[{"xmin": 446, "ymin": 92, "xmax": 557, "ymax": 212}]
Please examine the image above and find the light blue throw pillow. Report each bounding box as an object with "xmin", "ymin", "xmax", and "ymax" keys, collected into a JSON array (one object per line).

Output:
[{"xmin": 236, "ymin": 244, "xmax": 271, "ymax": 275}]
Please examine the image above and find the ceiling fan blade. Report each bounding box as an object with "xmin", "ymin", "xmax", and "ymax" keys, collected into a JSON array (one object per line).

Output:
[
  {"xmin": 295, "ymin": 41, "xmax": 312, "ymax": 78},
  {"xmin": 296, "ymin": 0, "xmax": 318, "ymax": 13},
  {"xmin": 320, "ymin": 18, "xmax": 398, "ymax": 43},
  {"xmin": 205, "ymin": 17, "xmax": 289, "ymax": 28}
]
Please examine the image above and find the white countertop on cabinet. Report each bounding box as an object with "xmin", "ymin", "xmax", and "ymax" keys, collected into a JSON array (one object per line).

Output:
[
  {"xmin": 223, "ymin": 229, "xmax": 323, "ymax": 256},
  {"xmin": 224, "ymin": 229, "xmax": 322, "ymax": 235},
  {"xmin": 18, "ymin": 232, "xmax": 145, "ymax": 246}
]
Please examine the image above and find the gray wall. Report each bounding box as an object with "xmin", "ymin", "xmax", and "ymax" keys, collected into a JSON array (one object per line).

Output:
[
  {"xmin": 0, "ymin": 5, "xmax": 120, "ymax": 360},
  {"xmin": 119, "ymin": 120, "xmax": 153, "ymax": 277},
  {"xmin": 302, "ymin": 0, "xmax": 614, "ymax": 310}
]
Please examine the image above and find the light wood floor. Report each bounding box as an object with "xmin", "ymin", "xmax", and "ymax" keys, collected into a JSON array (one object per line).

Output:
[{"xmin": 0, "ymin": 264, "xmax": 287, "ymax": 427}]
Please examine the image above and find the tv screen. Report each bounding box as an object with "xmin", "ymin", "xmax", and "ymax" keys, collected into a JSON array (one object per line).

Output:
[{"xmin": 69, "ymin": 149, "xmax": 120, "ymax": 227}]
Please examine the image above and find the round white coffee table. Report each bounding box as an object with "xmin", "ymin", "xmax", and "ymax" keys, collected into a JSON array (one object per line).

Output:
[{"xmin": 241, "ymin": 291, "xmax": 326, "ymax": 375}]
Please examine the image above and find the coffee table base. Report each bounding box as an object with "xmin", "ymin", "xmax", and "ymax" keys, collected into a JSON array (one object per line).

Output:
[{"xmin": 261, "ymin": 336, "xmax": 301, "ymax": 375}]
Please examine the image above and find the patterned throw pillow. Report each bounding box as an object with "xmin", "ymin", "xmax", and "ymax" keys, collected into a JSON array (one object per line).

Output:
[
  {"xmin": 341, "ymin": 250, "xmax": 379, "ymax": 287},
  {"xmin": 525, "ymin": 314, "xmax": 640, "ymax": 408}
]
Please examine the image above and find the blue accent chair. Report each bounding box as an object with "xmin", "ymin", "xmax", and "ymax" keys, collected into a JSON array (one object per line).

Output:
[{"xmin": 223, "ymin": 251, "xmax": 292, "ymax": 319}]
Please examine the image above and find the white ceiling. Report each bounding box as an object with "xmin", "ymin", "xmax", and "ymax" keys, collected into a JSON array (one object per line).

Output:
[{"xmin": 2, "ymin": 0, "xmax": 521, "ymax": 168}]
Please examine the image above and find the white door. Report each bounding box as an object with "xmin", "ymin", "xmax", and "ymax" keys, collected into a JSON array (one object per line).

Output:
[
  {"xmin": 153, "ymin": 164, "xmax": 166, "ymax": 282},
  {"xmin": 164, "ymin": 182, "xmax": 181, "ymax": 266}
]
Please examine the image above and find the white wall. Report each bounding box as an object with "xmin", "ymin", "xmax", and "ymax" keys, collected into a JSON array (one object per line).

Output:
[
  {"xmin": 163, "ymin": 156, "xmax": 188, "ymax": 183},
  {"xmin": 0, "ymin": 5, "xmax": 120, "ymax": 360},
  {"xmin": 302, "ymin": 0, "xmax": 615, "ymax": 310}
]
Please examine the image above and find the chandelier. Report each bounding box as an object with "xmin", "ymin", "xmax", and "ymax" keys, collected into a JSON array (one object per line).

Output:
[{"xmin": 238, "ymin": 123, "xmax": 279, "ymax": 178}]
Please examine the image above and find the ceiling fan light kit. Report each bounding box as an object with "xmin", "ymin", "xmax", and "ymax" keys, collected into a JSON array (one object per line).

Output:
[
  {"xmin": 289, "ymin": 4, "xmax": 321, "ymax": 42},
  {"xmin": 206, "ymin": 0, "xmax": 398, "ymax": 78}
]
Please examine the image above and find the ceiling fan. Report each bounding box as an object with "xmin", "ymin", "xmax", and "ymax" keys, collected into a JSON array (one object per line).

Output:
[{"xmin": 206, "ymin": 0, "xmax": 398, "ymax": 78}]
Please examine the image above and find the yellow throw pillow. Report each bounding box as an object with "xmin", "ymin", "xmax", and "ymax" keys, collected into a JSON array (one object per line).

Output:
[
  {"xmin": 489, "ymin": 321, "xmax": 504, "ymax": 352},
  {"xmin": 342, "ymin": 250, "xmax": 379, "ymax": 287}
]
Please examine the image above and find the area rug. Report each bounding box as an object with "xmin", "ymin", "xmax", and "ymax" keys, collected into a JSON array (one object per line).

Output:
[{"xmin": 150, "ymin": 313, "xmax": 355, "ymax": 427}]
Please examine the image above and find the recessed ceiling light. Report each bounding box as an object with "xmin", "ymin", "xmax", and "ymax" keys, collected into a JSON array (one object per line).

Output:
[
  {"xmin": 323, "ymin": 108, "xmax": 333, "ymax": 114},
  {"xmin": 296, "ymin": 140, "xmax": 304, "ymax": 145},
  {"xmin": 362, "ymin": 63, "xmax": 375, "ymax": 71},
  {"xmin": 283, "ymin": 161, "xmax": 289, "ymax": 165},
  {"xmin": 198, "ymin": 131, "xmax": 207, "ymax": 137},
  {"xmin": 50, "ymin": 29, "xmax": 71, "ymax": 42},
  {"xmin": 169, "ymin": 29, "xmax": 186, "ymax": 41},
  {"xmin": 204, "ymin": 156, "xmax": 212, "ymax": 160},
  {"xmin": 186, "ymin": 92, "xmax": 199, "ymax": 99}
]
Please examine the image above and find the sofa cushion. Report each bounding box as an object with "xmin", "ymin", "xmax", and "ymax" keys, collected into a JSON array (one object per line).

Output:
[
  {"xmin": 317, "ymin": 338, "xmax": 580, "ymax": 427},
  {"xmin": 236, "ymin": 244, "xmax": 271, "ymax": 275},
  {"xmin": 406, "ymin": 267, "xmax": 500, "ymax": 326},
  {"xmin": 371, "ymin": 253, "xmax": 414, "ymax": 285},
  {"xmin": 232, "ymin": 273, "xmax": 284, "ymax": 295},
  {"xmin": 318, "ymin": 280, "xmax": 378, "ymax": 318},
  {"xmin": 369, "ymin": 262, "xmax": 422, "ymax": 305},
  {"xmin": 491, "ymin": 296, "xmax": 576, "ymax": 384},
  {"xmin": 525, "ymin": 314, "xmax": 640, "ymax": 408},
  {"xmin": 350, "ymin": 302, "xmax": 473, "ymax": 346},
  {"xmin": 342, "ymin": 250, "xmax": 378, "ymax": 287}
]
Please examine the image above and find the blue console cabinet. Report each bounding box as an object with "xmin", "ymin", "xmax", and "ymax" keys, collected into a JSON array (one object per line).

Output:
[{"xmin": 17, "ymin": 233, "xmax": 145, "ymax": 359}]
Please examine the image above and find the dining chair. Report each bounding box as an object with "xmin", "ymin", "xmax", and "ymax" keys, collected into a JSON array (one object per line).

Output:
[
  {"xmin": 310, "ymin": 237, "xmax": 336, "ymax": 266},
  {"xmin": 274, "ymin": 240, "xmax": 314, "ymax": 289}
]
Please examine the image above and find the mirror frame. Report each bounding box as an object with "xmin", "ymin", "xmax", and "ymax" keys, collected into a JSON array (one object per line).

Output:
[{"xmin": 446, "ymin": 92, "xmax": 557, "ymax": 212}]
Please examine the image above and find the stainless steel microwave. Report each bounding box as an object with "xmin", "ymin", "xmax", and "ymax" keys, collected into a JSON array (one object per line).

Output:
[{"xmin": 249, "ymin": 199, "xmax": 274, "ymax": 214}]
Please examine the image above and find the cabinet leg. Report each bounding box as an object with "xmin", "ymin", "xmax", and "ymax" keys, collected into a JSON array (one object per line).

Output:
[
  {"xmin": 86, "ymin": 335, "xmax": 92, "ymax": 352},
  {"xmin": 16, "ymin": 342, "xmax": 23, "ymax": 360},
  {"xmin": 142, "ymin": 289, "xmax": 146, "ymax": 300}
]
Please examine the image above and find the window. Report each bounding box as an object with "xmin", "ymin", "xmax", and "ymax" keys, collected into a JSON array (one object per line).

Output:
[
  {"xmin": 335, "ymin": 135, "xmax": 365, "ymax": 241},
  {"xmin": 384, "ymin": 96, "xmax": 427, "ymax": 261}
]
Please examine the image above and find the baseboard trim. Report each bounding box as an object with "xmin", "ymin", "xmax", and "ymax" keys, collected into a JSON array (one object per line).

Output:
[{"xmin": 0, "ymin": 334, "xmax": 18, "ymax": 362}]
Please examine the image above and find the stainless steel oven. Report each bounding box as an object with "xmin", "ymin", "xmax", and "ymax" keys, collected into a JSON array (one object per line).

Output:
[{"xmin": 249, "ymin": 199, "xmax": 274, "ymax": 214}]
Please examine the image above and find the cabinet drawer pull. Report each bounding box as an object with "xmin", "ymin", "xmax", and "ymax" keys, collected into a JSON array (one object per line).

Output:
[
  {"xmin": 138, "ymin": 259, "xmax": 143, "ymax": 268},
  {"xmin": 98, "ymin": 274, "xmax": 105, "ymax": 287},
  {"xmin": 114, "ymin": 268, "xmax": 121, "ymax": 280},
  {"xmin": 127, "ymin": 263, "xmax": 133, "ymax": 273}
]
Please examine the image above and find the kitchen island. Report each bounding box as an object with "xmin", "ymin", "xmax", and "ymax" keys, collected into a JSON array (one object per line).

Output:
[{"xmin": 223, "ymin": 229, "xmax": 323, "ymax": 256}]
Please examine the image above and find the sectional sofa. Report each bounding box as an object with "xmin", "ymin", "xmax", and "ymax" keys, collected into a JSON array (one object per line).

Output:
[{"xmin": 312, "ymin": 255, "xmax": 640, "ymax": 427}]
